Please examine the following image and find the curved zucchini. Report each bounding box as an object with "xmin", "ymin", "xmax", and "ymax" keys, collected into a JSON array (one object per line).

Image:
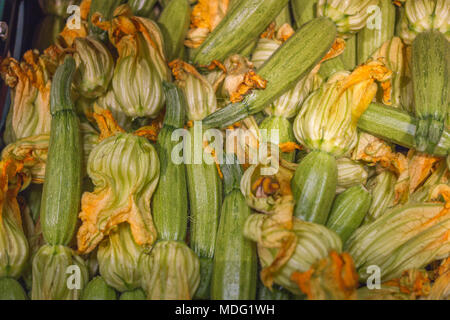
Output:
[
  {"xmin": 211, "ymin": 154, "xmax": 257, "ymax": 300},
  {"xmin": 326, "ymin": 185, "xmax": 372, "ymax": 243},
  {"xmin": 152, "ymin": 82, "xmax": 188, "ymax": 241},
  {"xmin": 40, "ymin": 57, "xmax": 82, "ymax": 246},
  {"xmin": 358, "ymin": 103, "xmax": 450, "ymax": 157},
  {"xmin": 192, "ymin": 0, "xmax": 290, "ymax": 65},
  {"xmin": 411, "ymin": 31, "xmax": 449, "ymax": 153},
  {"xmin": 291, "ymin": 150, "xmax": 338, "ymax": 224},
  {"xmin": 202, "ymin": 17, "xmax": 337, "ymax": 129}
]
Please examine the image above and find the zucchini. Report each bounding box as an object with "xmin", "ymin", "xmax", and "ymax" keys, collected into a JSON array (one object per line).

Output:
[
  {"xmin": 81, "ymin": 276, "xmax": 117, "ymax": 300},
  {"xmin": 152, "ymin": 82, "xmax": 188, "ymax": 241},
  {"xmin": 88, "ymin": 0, "xmax": 126, "ymax": 40},
  {"xmin": 259, "ymin": 116, "xmax": 296, "ymax": 162},
  {"xmin": 202, "ymin": 17, "xmax": 336, "ymax": 129},
  {"xmin": 358, "ymin": 103, "xmax": 450, "ymax": 157},
  {"xmin": 291, "ymin": 151, "xmax": 338, "ymax": 224},
  {"xmin": 119, "ymin": 288, "xmax": 146, "ymax": 300},
  {"xmin": 127, "ymin": 0, "xmax": 158, "ymax": 17},
  {"xmin": 186, "ymin": 126, "xmax": 223, "ymax": 299},
  {"xmin": 291, "ymin": 0, "xmax": 317, "ymax": 29},
  {"xmin": 318, "ymin": 57, "xmax": 345, "ymax": 81},
  {"xmin": 356, "ymin": 0, "xmax": 396, "ymax": 65},
  {"xmin": 157, "ymin": 0, "xmax": 190, "ymax": 61},
  {"xmin": 192, "ymin": 0, "xmax": 290, "ymax": 65},
  {"xmin": 211, "ymin": 154, "xmax": 257, "ymax": 300},
  {"xmin": 411, "ymin": 31, "xmax": 449, "ymax": 153},
  {"xmin": 341, "ymin": 34, "xmax": 356, "ymax": 70},
  {"xmin": 40, "ymin": 56, "xmax": 82, "ymax": 246},
  {"xmin": 326, "ymin": 185, "xmax": 372, "ymax": 243},
  {"xmin": 0, "ymin": 278, "xmax": 28, "ymax": 300}
]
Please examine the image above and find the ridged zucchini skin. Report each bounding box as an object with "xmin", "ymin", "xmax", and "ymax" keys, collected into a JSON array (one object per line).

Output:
[
  {"xmin": 0, "ymin": 278, "xmax": 28, "ymax": 300},
  {"xmin": 157, "ymin": 0, "xmax": 190, "ymax": 61},
  {"xmin": 211, "ymin": 155, "xmax": 257, "ymax": 300},
  {"xmin": 326, "ymin": 185, "xmax": 372, "ymax": 243},
  {"xmin": 291, "ymin": 0, "xmax": 317, "ymax": 29},
  {"xmin": 192, "ymin": 0, "xmax": 289, "ymax": 65},
  {"xmin": 186, "ymin": 128, "xmax": 223, "ymax": 299},
  {"xmin": 81, "ymin": 276, "xmax": 117, "ymax": 300},
  {"xmin": 152, "ymin": 83, "xmax": 188, "ymax": 241},
  {"xmin": 356, "ymin": 0, "xmax": 396, "ymax": 65},
  {"xmin": 40, "ymin": 57, "xmax": 82, "ymax": 246},
  {"xmin": 411, "ymin": 31, "xmax": 449, "ymax": 154},
  {"xmin": 358, "ymin": 103, "xmax": 450, "ymax": 157},
  {"xmin": 291, "ymin": 151, "xmax": 338, "ymax": 224},
  {"xmin": 202, "ymin": 17, "xmax": 336, "ymax": 129}
]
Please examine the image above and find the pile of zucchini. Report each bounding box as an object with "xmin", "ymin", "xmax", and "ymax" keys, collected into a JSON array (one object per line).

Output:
[{"xmin": 0, "ymin": 0, "xmax": 448, "ymax": 300}]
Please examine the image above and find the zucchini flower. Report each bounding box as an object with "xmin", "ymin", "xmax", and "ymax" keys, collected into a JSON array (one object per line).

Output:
[
  {"xmin": 240, "ymin": 149, "xmax": 295, "ymax": 215},
  {"xmin": 0, "ymin": 48, "xmax": 64, "ymax": 144},
  {"xmin": 336, "ymin": 158, "xmax": 369, "ymax": 194},
  {"xmin": 398, "ymin": 0, "xmax": 450, "ymax": 45},
  {"xmin": 410, "ymin": 159, "xmax": 449, "ymax": 203},
  {"xmin": 95, "ymin": 89, "xmax": 133, "ymax": 131},
  {"xmin": 371, "ymin": 37, "xmax": 409, "ymax": 109},
  {"xmin": 294, "ymin": 61, "xmax": 392, "ymax": 157},
  {"xmin": 427, "ymin": 258, "xmax": 450, "ymax": 300},
  {"xmin": 317, "ymin": 0, "xmax": 380, "ymax": 38},
  {"xmin": 0, "ymin": 162, "xmax": 29, "ymax": 278},
  {"xmin": 184, "ymin": 0, "xmax": 231, "ymax": 49},
  {"xmin": 76, "ymin": 112, "xmax": 160, "ymax": 254},
  {"xmin": 364, "ymin": 170, "xmax": 397, "ymax": 223},
  {"xmin": 79, "ymin": 118, "xmax": 100, "ymax": 169},
  {"xmin": 32, "ymin": 244, "xmax": 89, "ymax": 300},
  {"xmin": 358, "ymin": 269, "xmax": 432, "ymax": 300},
  {"xmin": 97, "ymin": 223, "xmax": 144, "ymax": 292},
  {"xmin": 244, "ymin": 214, "xmax": 342, "ymax": 294},
  {"xmin": 346, "ymin": 202, "xmax": 450, "ymax": 281},
  {"xmin": 1, "ymin": 134, "xmax": 49, "ymax": 185},
  {"xmin": 71, "ymin": 37, "xmax": 114, "ymax": 99},
  {"xmin": 291, "ymin": 251, "xmax": 359, "ymax": 300},
  {"xmin": 139, "ymin": 240, "xmax": 200, "ymax": 300},
  {"xmin": 93, "ymin": 5, "xmax": 170, "ymax": 118},
  {"xmin": 169, "ymin": 59, "xmax": 217, "ymax": 121}
]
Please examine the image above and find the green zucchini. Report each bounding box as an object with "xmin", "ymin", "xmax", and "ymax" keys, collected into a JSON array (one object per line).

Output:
[
  {"xmin": 0, "ymin": 278, "xmax": 28, "ymax": 300},
  {"xmin": 127, "ymin": 0, "xmax": 157, "ymax": 17},
  {"xmin": 411, "ymin": 31, "xmax": 449, "ymax": 154},
  {"xmin": 157, "ymin": 0, "xmax": 190, "ymax": 61},
  {"xmin": 40, "ymin": 57, "xmax": 82, "ymax": 246},
  {"xmin": 259, "ymin": 116, "xmax": 296, "ymax": 162},
  {"xmin": 318, "ymin": 57, "xmax": 345, "ymax": 81},
  {"xmin": 192, "ymin": 0, "xmax": 290, "ymax": 65},
  {"xmin": 326, "ymin": 185, "xmax": 372, "ymax": 243},
  {"xmin": 291, "ymin": 151, "xmax": 338, "ymax": 224},
  {"xmin": 202, "ymin": 17, "xmax": 336, "ymax": 129},
  {"xmin": 211, "ymin": 154, "xmax": 257, "ymax": 300},
  {"xmin": 358, "ymin": 103, "xmax": 450, "ymax": 157},
  {"xmin": 291, "ymin": 0, "xmax": 317, "ymax": 29},
  {"xmin": 341, "ymin": 34, "xmax": 356, "ymax": 70},
  {"xmin": 356, "ymin": 0, "xmax": 396, "ymax": 65},
  {"xmin": 152, "ymin": 82, "xmax": 188, "ymax": 241},
  {"xmin": 119, "ymin": 288, "xmax": 146, "ymax": 300},
  {"xmin": 82, "ymin": 276, "xmax": 117, "ymax": 300},
  {"xmin": 186, "ymin": 127, "xmax": 223, "ymax": 299}
]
